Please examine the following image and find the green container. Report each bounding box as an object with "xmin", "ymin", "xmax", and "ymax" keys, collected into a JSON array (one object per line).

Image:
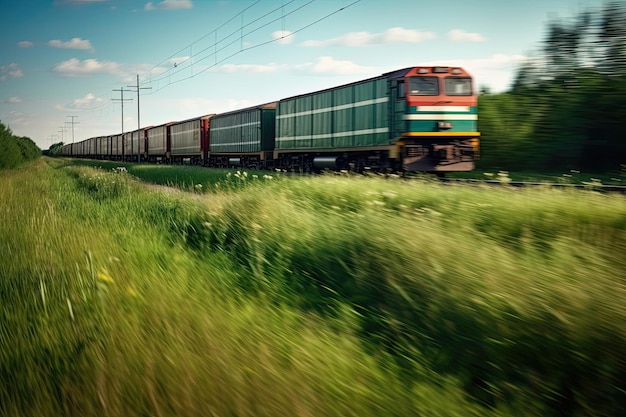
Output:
[
  {"xmin": 276, "ymin": 77, "xmax": 390, "ymax": 150},
  {"xmin": 210, "ymin": 103, "xmax": 276, "ymax": 153}
]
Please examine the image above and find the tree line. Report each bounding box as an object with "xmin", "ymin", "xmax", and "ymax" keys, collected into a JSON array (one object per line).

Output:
[
  {"xmin": 478, "ymin": 2, "xmax": 626, "ymax": 173},
  {"xmin": 0, "ymin": 122, "xmax": 40, "ymax": 170}
]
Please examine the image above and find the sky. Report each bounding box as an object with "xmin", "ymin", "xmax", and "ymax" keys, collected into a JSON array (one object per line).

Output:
[{"xmin": 0, "ymin": 0, "xmax": 608, "ymax": 150}]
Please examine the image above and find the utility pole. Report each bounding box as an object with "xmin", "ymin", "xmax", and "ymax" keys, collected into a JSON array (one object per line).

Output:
[
  {"xmin": 112, "ymin": 88, "xmax": 132, "ymax": 160},
  {"xmin": 127, "ymin": 74, "xmax": 151, "ymax": 162},
  {"xmin": 58, "ymin": 126, "xmax": 65, "ymax": 143},
  {"xmin": 66, "ymin": 115, "xmax": 78, "ymax": 143}
]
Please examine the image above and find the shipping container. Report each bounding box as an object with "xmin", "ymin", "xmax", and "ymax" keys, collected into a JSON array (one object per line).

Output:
[
  {"xmin": 111, "ymin": 134, "xmax": 123, "ymax": 158},
  {"xmin": 210, "ymin": 103, "xmax": 276, "ymax": 154},
  {"xmin": 127, "ymin": 129, "xmax": 146, "ymax": 161},
  {"xmin": 276, "ymin": 77, "xmax": 389, "ymax": 151},
  {"xmin": 123, "ymin": 132, "xmax": 133, "ymax": 159},
  {"xmin": 146, "ymin": 123, "xmax": 173, "ymax": 160},
  {"xmin": 170, "ymin": 115, "xmax": 211, "ymax": 160},
  {"xmin": 88, "ymin": 137, "xmax": 98, "ymax": 157},
  {"xmin": 98, "ymin": 135, "xmax": 109, "ymax": 158}
]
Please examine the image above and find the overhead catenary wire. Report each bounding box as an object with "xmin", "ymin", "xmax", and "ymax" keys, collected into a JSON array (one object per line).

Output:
[
  {"xmin": 59, "ymin": 0, "xmax": 362, "ymax": 137},
  {"xmin": 52, "ymin": 0, "xmax": 270, "ymax": 124},
  {"xmin": 144, "ymin": 0, "xmax": 308, "ymax": 87},
  {"xmin": 144, "ymin": 0, "xmax": 362, "ymax": 93},
  {"xmin": 146, "ymin": 0, "xmax": 265, "ymax": 78}
]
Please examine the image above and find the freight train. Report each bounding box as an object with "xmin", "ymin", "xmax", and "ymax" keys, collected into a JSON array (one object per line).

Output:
[{"xmin": 61, "ymin": 66, "xmax": 480, "ymax": 173}]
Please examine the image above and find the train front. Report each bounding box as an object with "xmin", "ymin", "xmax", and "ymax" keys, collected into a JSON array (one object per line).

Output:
[{"xmin": 396, "ymin": 66, "xmax": 479, "ymax": 172}]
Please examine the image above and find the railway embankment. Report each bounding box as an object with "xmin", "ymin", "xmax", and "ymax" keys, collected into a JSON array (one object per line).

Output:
[{"xmin": 2, "ymin": 158, "xmax": 625, "ymax": 417}]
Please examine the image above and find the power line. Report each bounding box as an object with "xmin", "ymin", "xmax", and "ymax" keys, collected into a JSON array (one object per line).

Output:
[
  {"xmin": 66, "ymin": 0, "xmax": 362, "ymax": 138},
  {"xmin": 145, "ymin": 0, "xmax": 362, "ymax": 93},
  {"xmin": 111, "ymin": 88, "xmax": 133, "ymax": 159},
  {"xmin": 127, "ymin": 75, "xmax": 152, "ymax": 162},
  {"xmin": 146, "ymin": 0, "xmax": 264, "ymax": 77},
  {"xmin": 145, "ymin": 0, "xmax": 309, "ymax": 87},
  {"xmin": 54, "ymin": 0, "xmax": 270, "ymax": 126},
  {"xmin": 66, "ymin": 115, "xmax": 79, "ymax": 144}
]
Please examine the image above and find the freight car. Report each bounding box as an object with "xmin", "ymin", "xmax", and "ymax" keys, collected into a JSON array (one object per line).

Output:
[
  {"xmin": 208, "ymin": 103, "xmax": 276, "ymax": 168},
  {"xmin": 146, "ymin": 122, "xmax": 173, "ymax": 163},
  {"xmin": 169, "ymin": 115, "xmax": 212, "ymax": 165},
  {"xmin": 61, "ymin": 65, "xmax": 479, "ymax": 173}
]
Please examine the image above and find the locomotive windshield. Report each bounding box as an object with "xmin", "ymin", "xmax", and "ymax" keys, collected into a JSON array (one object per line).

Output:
[
  {"xmin": 408, "ymin": 76, "xmax": 439, "ymax": 96},
  {"xmin": 444, "ymin": 77, "xmax": 472, "ymax": 96}
]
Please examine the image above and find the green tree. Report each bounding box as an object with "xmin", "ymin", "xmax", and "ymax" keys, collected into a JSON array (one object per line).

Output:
[
  {"xmin": 46, "ymin": 142, "xmax": 64, "ymax": 157},
  {"xmin": 479, "ymin": 2, "xmax": 626, "ymax": 173},
  {"xmin": 0, "ymin": 122, "xmax": 40, "ymax": 169}
]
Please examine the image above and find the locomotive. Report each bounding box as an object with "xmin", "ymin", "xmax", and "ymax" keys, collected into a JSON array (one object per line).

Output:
[{"xmin": 61, "ymin": 66, "xmax": 479, "ymax": 173}]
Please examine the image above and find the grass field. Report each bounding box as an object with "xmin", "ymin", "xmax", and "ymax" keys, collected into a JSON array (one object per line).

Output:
[{"xmin": 1, "ymin": 158, "xmax": 625, "ymax": 416}]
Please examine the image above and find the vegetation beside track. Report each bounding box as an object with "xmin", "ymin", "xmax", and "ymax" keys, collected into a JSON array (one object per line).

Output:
[
  {"xmin": 476, "ymin": 3, "xmax": 626, "ymax": 174},
  {"xmin": 0, "ymin": 121, "xmax": 40, "ymax": 169},
  {"xmin": 1, "ymin": 158, "xmax": 625, "ymax": 416}
]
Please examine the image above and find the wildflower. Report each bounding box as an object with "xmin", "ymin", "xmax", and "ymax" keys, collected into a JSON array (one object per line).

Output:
[{"xmin": 98, "ymin": 271, "xmax": 114, "ymax": 283}]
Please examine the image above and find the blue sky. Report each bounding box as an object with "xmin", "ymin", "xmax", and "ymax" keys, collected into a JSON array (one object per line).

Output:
[{"xmin": 0, "ymin": 0, "xmax": 606, "ymax": 149}]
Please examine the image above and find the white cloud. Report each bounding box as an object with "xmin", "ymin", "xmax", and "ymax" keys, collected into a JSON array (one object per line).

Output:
[
  {"xmin": 429, "ymin": 54, "xmax": 527, "ymax": 92},
  {"xmin": 4, "ymin": 110, "xmax": 31, "ymax": 128},
  {"xmin": 48, "ymin": 38, "xmax": 95, "ymax": 52},
  {"xmin": 272, "ymin": 31, "xmax": 294, "ymax": 45},
  {"xmin": 167, "ymin": 56, "xmax": 190, "ymax": 67},
  {"xmin": 18, "ymin": 41, "xmax": 34, "ymax": 48},
  {"xmin": 7, "ymin": 97, "xmax": 22, "ymax": 104},
  {"xmin": 1, "ymin": 63, "xmax": 23, "ymax": 81},
  {"xmin": 301, "ymin": 27, "xmax": 435, "ymax": 47},
  {"xmin": 55, "ymin": 93, "xmax": 105, "ymax": 111},
  {"xmin": 448, "ymin": 29, "xmax": 486, "ymax": 42},
  {"xmin": 215, "ymin": 57, "xmax": 373, "ymax": 77},
  {"xmin": 460, "ymin": 53, "xmax": 527, "ymax": 69},
  {"xmin": 71, "ymin": 93, "xmax": 105, "ymax": 108},
  {"xmin": 145, "ymin": 0, "xmax": 192, "ymax": 11},
  {"xmin": 219, "ymin": 63, "xmax": 285, "ymax": 73},
  {"xmin": 51, "ymin": 58, "xmax": 123, "ymax": 77},
  {"xmin": 299, "ymin": 56, "xmax": 375, "ymax": 76}
]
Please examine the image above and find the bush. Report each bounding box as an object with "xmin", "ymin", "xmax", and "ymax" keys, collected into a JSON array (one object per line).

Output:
[{"xmin": 0, "ymin": 122, "xmax": 40, "ymax": 169}]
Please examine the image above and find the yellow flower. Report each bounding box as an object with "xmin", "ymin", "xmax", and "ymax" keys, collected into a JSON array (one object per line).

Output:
[{"xmin": 97, "ymin": 271, "xmax": 114, "ymax": 283}]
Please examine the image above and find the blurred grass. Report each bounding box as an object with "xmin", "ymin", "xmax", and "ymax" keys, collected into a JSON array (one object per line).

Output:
[
  {"xmin": 1, "ymin": 158, "xmax": 625, "ymax": 416},
  {"xmin": 449, "ymin": 167, "xmax": 625, "ymax": 185},
  {"xmin": 67, "ymin": 159, "xmax": 273, "ymax": 192}
]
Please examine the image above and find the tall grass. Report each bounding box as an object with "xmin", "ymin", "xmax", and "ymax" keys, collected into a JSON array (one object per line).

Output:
[
  {"xmin": 1, "ymin": 159, "xmax": 625, "ymax": 416},
  {"xmin": 196, "ymin": 173, "xmax": 626, "ymax": 415}
]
